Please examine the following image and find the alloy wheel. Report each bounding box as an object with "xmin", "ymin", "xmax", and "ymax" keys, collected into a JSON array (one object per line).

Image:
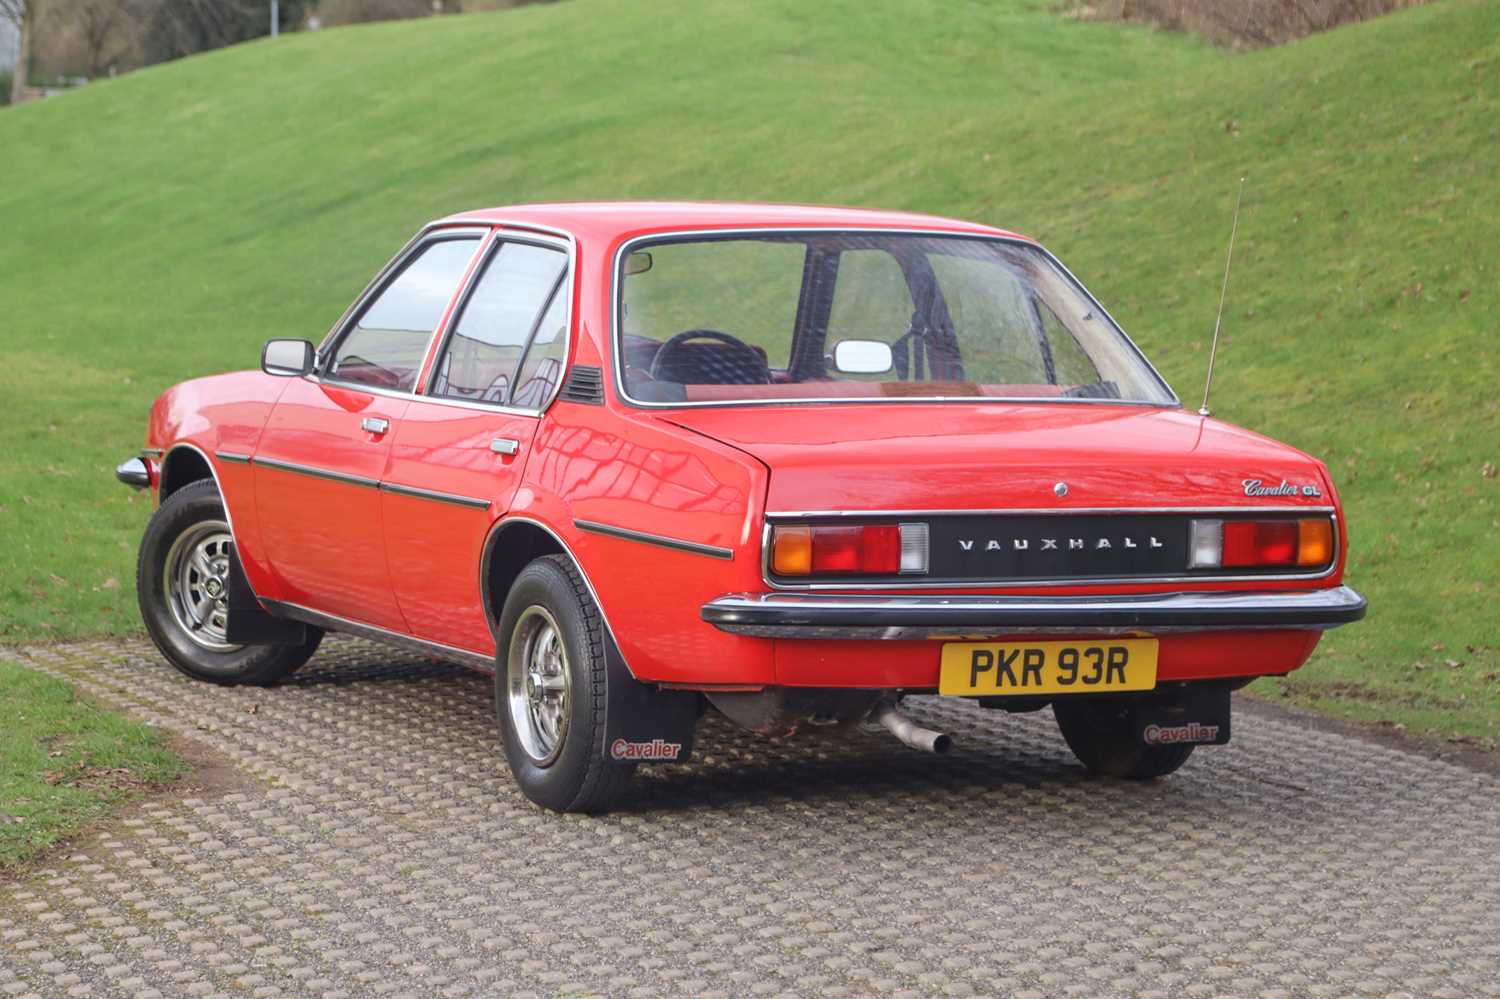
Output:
[{"xmin": 506, "ymin": 605, "xmax": 571, "ymax": 765}]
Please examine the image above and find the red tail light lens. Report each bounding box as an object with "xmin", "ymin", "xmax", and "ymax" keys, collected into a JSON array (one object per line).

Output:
[
  {"xmin": 771, "ymin": 523, "xmax": 927, "ymax": 576},
  {"xmin": 1223, "ymin": 520, "xmax": 1299, "ymax": 567}
]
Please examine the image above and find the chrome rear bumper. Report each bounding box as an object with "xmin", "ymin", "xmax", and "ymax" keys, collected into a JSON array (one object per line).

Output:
[{"xmin": 701, "ymin": 585, "xmax": 1367, "ymax": 639}]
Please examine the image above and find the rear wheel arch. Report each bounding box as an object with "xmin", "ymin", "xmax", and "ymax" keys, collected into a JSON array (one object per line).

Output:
[{"xmin": 481, "ymin": 518, "xmax": 568, "ymax": 637}]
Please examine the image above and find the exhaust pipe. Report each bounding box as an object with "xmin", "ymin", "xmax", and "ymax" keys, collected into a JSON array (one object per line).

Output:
[{"xmin": 871, "ymin": 700, "xmax": 952, "ymax": 754}]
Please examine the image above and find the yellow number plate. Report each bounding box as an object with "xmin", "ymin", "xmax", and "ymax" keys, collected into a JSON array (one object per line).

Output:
[{"xmin": 939, "ymin": 639, "xmax": 1158, "ymax": 696}]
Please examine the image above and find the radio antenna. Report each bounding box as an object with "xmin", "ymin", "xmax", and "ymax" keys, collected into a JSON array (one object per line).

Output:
[{"xmin": 1199, "ymin": 177, "xmax": 1246, "ymax": 418}]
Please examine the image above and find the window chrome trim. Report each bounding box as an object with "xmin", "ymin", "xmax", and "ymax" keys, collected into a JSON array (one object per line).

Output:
[
  {"xmin": 253, "ymin": 456, "xmax": 379, "ymax": 490},
  {"xmin": 759, "ymin": 510, "xmax": 1340, "ymax": 589},
  {"xmin": 421, "ymin": 230, "xmax": 575, "ymax": 414},
  {"xmin": 380, "ymin": 481, "xmax": 490, "ymax": 510},
  {"xmin": 609, "ymin": 226, "xmax": 1181, "ymax": 411},
  {"xmin": 215, "ymin": 451, "xmax": 252, "ymax": 465},
  {"xmin": 300, "ymin": 372, "xmax": 549, "ymax": 419},
  {"xmin": 312, "ymin": 219, "xmax": 578, "ymax": 420},
  {"xmin": 316, "ymin": 224, "xmax": 491, "ymax": 360},
  {"xmin": 315, "ymin": 225, "xmax": 490, "ymax": 398},
  {"xmin": 574, "ymin": 519, "xmax": 734, "ymax": 560},
  {"xmin": 264, "ymin": 599, "xmax": 495, "ymax": 671}
]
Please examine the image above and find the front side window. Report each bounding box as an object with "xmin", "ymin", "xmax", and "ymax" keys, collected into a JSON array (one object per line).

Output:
[
  {"xmin": 430, "ymin": 241, "xmax": 568, "ymax": 407},
  {"xmin": 328, "ymin": 238, "xmax": 480, "ymax": 391},
  {"xmin": 617, "ymin": 232, "xmax": 1175, "ymax": 406}
]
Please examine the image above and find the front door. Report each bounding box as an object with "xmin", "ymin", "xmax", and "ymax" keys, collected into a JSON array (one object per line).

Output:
[
  {"xmin": 254, "ymin": 233, "xmax": 484, "ymax": 630},
  {"xmin": 382, "ymin": 235, "xmax": 572, "ymax": 653},
  {"xmin": 254, "ymin": 378, "xmax": 410, "ymax": 629}
]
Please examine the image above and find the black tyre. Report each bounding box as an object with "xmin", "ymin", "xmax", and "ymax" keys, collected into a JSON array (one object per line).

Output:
[
  {"xmin": 1053, "ymin": 698, "xmax": 1195, "ymax": 779},
  {"xmin": 137, "ymin": 479, "xmax": 322, "ymax": 685},
  {"xmin": 495, "ymin": 555, "xmax": 634, "ymax": 813}
]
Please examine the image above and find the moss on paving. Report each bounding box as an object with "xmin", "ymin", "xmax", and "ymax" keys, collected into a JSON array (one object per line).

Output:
[{"xmin": 0, "ymin": 662, "xmax": 185, "ymax": 869}]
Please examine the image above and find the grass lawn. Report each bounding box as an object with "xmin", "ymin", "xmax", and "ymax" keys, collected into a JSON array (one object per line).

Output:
[
  {"xmin": 0, "ymin": 662, "xmax": 184, "ymax": 869},
  {"xmin": 0, "ymin": 0, "xmax": 1495, "ymax": 746}
]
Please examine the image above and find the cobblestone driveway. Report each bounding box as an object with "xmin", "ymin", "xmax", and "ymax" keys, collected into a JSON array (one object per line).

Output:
[{"xmin": 3, "ymin": 637, "xmax": 1499, "ymax": 999}]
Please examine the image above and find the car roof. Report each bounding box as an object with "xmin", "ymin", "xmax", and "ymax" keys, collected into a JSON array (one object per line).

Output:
[{"xmin": 437, "ymin": 201, "xmax": 1031, "ymax": 244}]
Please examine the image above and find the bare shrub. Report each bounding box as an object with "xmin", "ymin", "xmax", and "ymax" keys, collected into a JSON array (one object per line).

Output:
[
  {"xmin": 314, "ymin": 0, "xmax": 557, "ymax": 27},
  {"xmin": 1059, "ymin": 0, "xmax": 1432, "ymax": 47},
  {"xmin": 315, "ymin": 0, "xmax": 437, "ymax": 26}
]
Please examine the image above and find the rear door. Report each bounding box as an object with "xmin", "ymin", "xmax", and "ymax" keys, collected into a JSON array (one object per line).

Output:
[
  {"xmin": 382, "ymin": 234, "xmax": 572, "ymax": 654},
  {"xmin": 253, "ymin": 231, "xmax": 485, "ymax": 630}
]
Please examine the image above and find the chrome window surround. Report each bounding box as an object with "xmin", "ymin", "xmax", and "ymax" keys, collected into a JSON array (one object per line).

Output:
[
  {"xmin": 609, "ymin": 227, "xmax": 1181, "ymax": 411},
  {"xmin": 311, "ymin": 220, "xmax": 578, "ymax": 420},
  {"xmin": 317, "ymin": 225, "xmax": 488, "ymax": 393},
  {"xmin": 420, "ymin": 231, "xmax": 574, "ymax": 409},
  {"xmin": 759, "ymin": 507, "xmax": 1341, "ymax": 591}
]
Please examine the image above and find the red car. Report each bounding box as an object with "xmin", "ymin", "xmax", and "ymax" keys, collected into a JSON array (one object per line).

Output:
[{"xmin": 118, "ymin": 202, "xmax": 1365, "ymax": 812}]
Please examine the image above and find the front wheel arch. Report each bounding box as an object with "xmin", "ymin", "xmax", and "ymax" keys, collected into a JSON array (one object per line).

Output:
[{"xmin": 159, "ymin": 444, "xmax": 214, "ymax": 502}]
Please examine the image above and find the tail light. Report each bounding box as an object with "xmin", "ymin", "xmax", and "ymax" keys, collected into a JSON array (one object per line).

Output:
[
  {"xmin": 1189, "ymin": 517, "xmax": 1334, "ymax": 570},
  {"xmin": 772, "ymin": 523, "xmax": 929, "ymax": 576}
]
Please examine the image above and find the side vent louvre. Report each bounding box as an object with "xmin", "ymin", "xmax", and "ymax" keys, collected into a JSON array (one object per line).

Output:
[{"xmin": 560, "ymin": 365, "xmax": 605, "ymax": 405}]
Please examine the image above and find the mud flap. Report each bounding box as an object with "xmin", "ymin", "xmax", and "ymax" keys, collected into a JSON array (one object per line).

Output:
[
  {"xmin": 1133, "ymin": 684, "xmax": 1232, "ymax": 747},
  {"xmin": 601, "ymin": 633, "xmax": 700, "ymax": 764},
  {"xmin": 223, "ymin": 546, "xmax": 311, "ymax": 646}
]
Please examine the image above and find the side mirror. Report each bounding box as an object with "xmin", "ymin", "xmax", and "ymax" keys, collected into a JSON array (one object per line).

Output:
[
  {"xmin": 624, "ymin": 251, "xmax": 653, "ymax": 276},
  {"xmin": 832, "ymin": 339, "xmax": 893, "ymax": 375},
  {"xmin": 262, "ymin": 339, "xmax": 316, "ymax": 377}
]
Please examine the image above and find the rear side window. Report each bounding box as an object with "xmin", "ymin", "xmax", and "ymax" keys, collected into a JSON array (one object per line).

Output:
[
  {"xmin": 430, "ymin": 240, "xmax": 569, "ymax": 407},
  {"xmin": 328, "ymin": 238, "xmax": 480, "ymax": 392},
  {"xmin": 511, "ymin": 292, "xmax": 568, "ymax": 408}
]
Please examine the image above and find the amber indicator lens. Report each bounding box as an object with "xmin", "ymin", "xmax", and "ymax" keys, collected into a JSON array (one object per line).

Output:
[
  {"xmin": 771, "ymin": 523, "xmax": 928, "ymax": 576},
  {"xmin": 1296, "ymin": 518, "xmax": 1334, "ymax": 567},
  {"xmin": 771, "ymin": 525, "xmax": 813, "ymax": 575}
]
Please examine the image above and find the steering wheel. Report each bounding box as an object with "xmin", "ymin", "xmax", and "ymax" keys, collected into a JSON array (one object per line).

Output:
[{"xmin": 648, "ymin": 329, "xmax": 772, "ymax": 385}]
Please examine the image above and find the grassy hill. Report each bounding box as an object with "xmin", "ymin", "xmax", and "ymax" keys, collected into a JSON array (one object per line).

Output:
[{"xmin": 0, "ymin": 0, "xmax": 1495, "ymax": 744}]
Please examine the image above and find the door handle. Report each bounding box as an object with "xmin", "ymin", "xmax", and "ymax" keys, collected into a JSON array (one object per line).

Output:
[
  {"xmin": 361, "ymin": 417, "xmax": 390, "ymax": 436},
  {"xmin": 490, "ymin": 438, "xmax": 520, "ymax": 455}
]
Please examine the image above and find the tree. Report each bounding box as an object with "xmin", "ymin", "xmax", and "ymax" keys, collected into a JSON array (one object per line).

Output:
[
  {"xmin": 1, "ymin": 0, "xmax": 37, "ymax": 103},
  {"xmin": 140, "ymin": 0, "xmax": 313, "ymax": 65},
  {"xmin": 74, "ymin": 0, "xmax": 129, "ymax": 77}
]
